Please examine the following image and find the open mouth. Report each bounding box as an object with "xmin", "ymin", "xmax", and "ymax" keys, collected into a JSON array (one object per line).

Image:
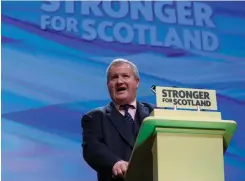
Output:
[{"xmin": 117, "ymin": 87, "xmax": 127, "ymax": 92}]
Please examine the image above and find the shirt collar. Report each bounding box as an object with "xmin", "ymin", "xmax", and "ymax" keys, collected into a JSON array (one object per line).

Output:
[{"xmin": 114, "ymin": 99, "xmax": 137, "ymax": 110}]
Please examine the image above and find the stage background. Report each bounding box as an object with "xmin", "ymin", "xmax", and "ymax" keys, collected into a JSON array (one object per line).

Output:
[{"xmin": 1, "ymin": 1, "xmax": 245, "ymax": 181}]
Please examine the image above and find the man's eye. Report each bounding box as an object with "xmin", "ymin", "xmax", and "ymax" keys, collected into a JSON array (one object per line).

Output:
[{"xmin": 111, "ymin": 76, "xmax": 117, "ymax": 80}]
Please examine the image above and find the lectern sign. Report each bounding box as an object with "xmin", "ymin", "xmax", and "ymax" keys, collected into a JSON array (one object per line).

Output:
[{"xmin": 155, "ymin": 86, "xmax": 217, "ymax": 110}]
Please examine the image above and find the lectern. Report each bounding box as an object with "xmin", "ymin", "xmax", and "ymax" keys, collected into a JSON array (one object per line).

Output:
[{"xmin": 124, "ymin": 86, "xmax": 237, "ymax": 181}]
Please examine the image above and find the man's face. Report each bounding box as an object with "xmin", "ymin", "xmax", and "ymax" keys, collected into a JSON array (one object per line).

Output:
[{"xmin": 107, "ymin": 63, "xmax": 139, "ymax": 105}]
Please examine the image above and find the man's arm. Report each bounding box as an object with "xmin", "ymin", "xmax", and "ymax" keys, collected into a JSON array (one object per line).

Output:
[{"xmin": 82, "ymin": 111, "xmax": 121, "ymax": 172}]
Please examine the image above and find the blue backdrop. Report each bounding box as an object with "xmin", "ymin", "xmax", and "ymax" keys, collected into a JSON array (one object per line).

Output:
[{"xmin": 1, "ymin": 1, "xmax": 245, "ymax": 181}]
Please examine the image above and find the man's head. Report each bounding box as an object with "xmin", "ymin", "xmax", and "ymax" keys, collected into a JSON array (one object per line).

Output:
[{"xmin": 106, "ymin": 58, "xmax": 140, "ymax": 105}]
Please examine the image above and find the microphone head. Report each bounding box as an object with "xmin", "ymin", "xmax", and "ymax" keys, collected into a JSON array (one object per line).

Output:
[{"xmin": 151, "ymin": 85, "xmax": 156, "ymax": 94}]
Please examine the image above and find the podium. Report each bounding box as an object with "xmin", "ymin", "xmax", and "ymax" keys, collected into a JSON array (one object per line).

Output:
[{"xmin": 124, "ymin": 86, "xmax": 237, "ymax": 181}]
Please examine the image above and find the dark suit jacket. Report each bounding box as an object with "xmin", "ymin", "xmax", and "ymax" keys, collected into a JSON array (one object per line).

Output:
[{"xmin": 82, "ymin": 101, "xmax": 154, "ymax": 181}]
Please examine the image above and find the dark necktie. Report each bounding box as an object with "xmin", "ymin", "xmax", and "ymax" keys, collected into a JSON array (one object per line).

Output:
[
  {"xmin": 123, "ymin": 104, "xmax": 134, "ymax": 123},
  {"xmin": 121, "ymin": 104, "xmax": 139, "ymax": 139}
]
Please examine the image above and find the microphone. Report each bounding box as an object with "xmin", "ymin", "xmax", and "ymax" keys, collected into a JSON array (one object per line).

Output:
[
  {"xmin": 151, "ymin": 85, "xmax": 178, "ymax": 94},
  {"xmin": 151, "ymin": 85, "xmax": 156, "ymax": 94}
]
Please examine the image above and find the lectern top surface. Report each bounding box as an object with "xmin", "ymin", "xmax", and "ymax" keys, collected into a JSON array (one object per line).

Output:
[{"xmin": 135, "ymin": 117, "xmax": 237, "ymax": 152}]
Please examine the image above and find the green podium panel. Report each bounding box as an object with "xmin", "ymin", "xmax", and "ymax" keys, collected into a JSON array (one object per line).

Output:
[
  {"xmin": 125, "ymin": 109, "xmax": 237, "ymax": 181},
  {"xmin": 137, "ymin": 116, "xmax": 237, "ymax": 152}
]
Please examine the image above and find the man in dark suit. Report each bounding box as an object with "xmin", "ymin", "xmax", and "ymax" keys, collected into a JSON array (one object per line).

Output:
[{"xmin": 82, "ymin": 58, "xmax": 154, "ymax": 181}]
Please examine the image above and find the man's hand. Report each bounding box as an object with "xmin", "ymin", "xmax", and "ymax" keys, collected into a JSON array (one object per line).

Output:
[{"xmin": 112, "ymin": 160, "xmax": 129, "ymax": 177}]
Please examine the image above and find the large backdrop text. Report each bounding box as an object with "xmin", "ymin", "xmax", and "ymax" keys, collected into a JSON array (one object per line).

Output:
[{"xmin": 40, "ymin": 1, "xmax": 219, "ymax": 52}]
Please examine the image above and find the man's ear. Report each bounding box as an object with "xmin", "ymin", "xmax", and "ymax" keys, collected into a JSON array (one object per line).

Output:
[{"xmin": 136, "ymin": 78, "xmax": 140, "ymax": 88}]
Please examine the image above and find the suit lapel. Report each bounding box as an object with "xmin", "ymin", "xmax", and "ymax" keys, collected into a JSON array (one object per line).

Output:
[
  {"xmin": 136, "ymin": 102, "xmax": 151, "ymax": 125},
  {"xmin": 106, "ymin": 102, "xmax": 135, "ymax": 148}
]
